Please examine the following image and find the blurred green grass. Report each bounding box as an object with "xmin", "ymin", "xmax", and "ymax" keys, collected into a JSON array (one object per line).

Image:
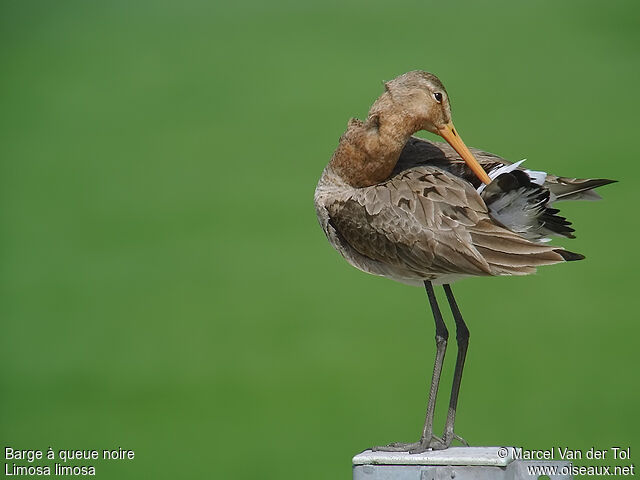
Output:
[{"xmin": 0, "ymin": 0, "xmax": 638, "ymax": 478}]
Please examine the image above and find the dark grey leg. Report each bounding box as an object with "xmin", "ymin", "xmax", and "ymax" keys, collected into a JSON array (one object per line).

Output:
[
  {"xmin": 373, "ymin": 280, "xmax": 448, "ymax": 453},
  {"xmin": 417, "ymin": 280, "xmax": 449, "ymax": 450},
  {"xmin": 441, "ymin": 284, "xmax": 470, "ymax": 447}
]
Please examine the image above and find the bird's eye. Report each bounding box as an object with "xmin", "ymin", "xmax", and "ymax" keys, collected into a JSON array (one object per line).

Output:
[{"xmin": 433, "ymin": 92, "xmax": 443, "ymax": 103}]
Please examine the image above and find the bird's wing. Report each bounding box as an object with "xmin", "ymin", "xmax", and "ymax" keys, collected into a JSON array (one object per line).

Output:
[
  {"xmin": 396, "ymin": 136, "xmax": 615, "ymax": 240},
  {"xmin": 326, "ymin": 166, "xmax": 574, "ymax": 278}
]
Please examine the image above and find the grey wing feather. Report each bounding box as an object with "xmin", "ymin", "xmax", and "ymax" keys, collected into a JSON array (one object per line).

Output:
[{"xmin": 544, "ymin": 176, "xmax": 617, "ymax": 201}]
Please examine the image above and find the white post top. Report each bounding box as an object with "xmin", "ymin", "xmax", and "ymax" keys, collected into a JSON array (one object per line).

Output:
[{"xmin": 353, "ymin": 446, "xmax": 518, "ymax": 467}]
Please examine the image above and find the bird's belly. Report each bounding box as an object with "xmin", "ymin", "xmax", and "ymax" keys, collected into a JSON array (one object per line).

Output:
[{"xmin": 320, "ymin": 217, "xmax": 469, "ymax": 287}]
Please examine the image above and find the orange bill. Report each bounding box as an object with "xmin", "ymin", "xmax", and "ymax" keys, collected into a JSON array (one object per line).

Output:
[{"xmin": 437, "ymin": 122, "xmax": 492, "ymax": 185}]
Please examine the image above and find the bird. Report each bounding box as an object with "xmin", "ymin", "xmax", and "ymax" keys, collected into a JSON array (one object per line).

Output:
[{"xmin": 314, "ymin": 71, "xmax": 614, "ymax": 453}]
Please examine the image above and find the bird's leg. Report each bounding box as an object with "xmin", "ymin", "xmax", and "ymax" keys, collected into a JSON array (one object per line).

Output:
[
  {"xmin": 415, "ymin": 280, "xmax": 449, "ymax": 451},
  {"xmin": 439, "ymin": 284, "xmax": 470, "ymax": 448},
  {"xmin": 373, "ymin": 280, "xmax": 448, "ymax": 453}
]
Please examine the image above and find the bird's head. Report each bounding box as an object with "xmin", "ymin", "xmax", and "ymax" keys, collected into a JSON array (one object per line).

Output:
[{"xmin": 384, "ymin": 71, "xmax": 492, "ymax": 184}]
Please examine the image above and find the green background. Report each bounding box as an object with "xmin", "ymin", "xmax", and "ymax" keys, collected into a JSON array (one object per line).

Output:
[{"xmin": 1, "ymin": 0, "xmax": 638, "ymax": 478}]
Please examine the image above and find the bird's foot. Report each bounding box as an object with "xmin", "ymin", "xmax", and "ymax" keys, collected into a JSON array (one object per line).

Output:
[
  {"xmin": 372, "ymin": 435, "xmax": 446, "ymax": 453},
  {"xmin": 440, "ymin": 430, "xmax": 469, "ymax": 449}
]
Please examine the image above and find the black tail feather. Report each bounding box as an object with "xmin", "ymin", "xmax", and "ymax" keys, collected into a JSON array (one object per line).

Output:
[{"xmin": 554, "ymin": 249, "xmax": 585, "ymax": 261}]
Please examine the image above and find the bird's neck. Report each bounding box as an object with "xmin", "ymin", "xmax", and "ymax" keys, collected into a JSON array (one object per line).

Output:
[{"xmin": 328, "ymin": 92, "xmax": 421, "ymax": 187}]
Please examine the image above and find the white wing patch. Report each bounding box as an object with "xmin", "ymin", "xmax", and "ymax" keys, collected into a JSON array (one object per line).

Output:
[{"xmin": 476, "ymin": 160, "xmax": 547, "ymax": 194}]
